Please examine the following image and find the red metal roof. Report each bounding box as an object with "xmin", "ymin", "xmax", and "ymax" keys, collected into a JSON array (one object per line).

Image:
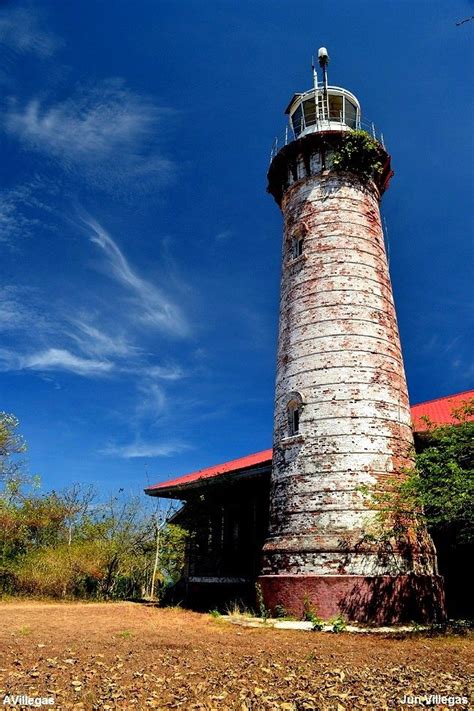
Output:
[
  {"xmin": 145, "ymin": 448, "xmax": 273, "ymax": 494},
  {"xmin": 146, "ymin": 390, "xmax": 474, "ymax": 495},
  {"xmin": 411, "ymin": 389, "xmax": 474, "ymax": 432}
]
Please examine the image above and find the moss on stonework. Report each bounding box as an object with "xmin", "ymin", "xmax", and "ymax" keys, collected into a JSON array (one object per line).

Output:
[{"xmin": 331, "ymin": 130, "xmax": 384, "ymax": 181}]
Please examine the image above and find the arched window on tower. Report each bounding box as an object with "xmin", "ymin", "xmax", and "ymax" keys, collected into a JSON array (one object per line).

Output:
[
  {"xmin": 289, "ymin": 223, "xmax": 308, "ymax": 261},
  {"xmin": 287, "ymin": 391, "xmax": 305, "ymax": 437},
  {"xmin": 291, "ymin": 234, "xmax": 304, "ymax": 259},
  {"xmin": 288, "ymin": 400, "xmax": 300, "ymax": 436}
]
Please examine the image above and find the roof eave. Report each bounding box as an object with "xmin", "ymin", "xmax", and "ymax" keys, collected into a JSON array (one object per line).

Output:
[{"xmin": 144, "ymin": 461, "xmax": 272, "ymax": 499}]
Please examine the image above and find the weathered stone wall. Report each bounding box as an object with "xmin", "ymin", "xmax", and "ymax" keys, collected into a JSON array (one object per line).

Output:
[{"xmin": 262, "ymin": 169, "xmax": 437, "ymax": 579}]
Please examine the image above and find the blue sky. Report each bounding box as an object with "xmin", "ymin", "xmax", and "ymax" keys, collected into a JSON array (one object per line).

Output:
[{"xmin": 1, "ymin": 0, "xmax": 473, "ymax": 497}]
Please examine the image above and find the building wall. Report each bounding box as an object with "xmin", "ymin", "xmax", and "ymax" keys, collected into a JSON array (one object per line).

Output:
[
  {"xmin": 170, "ymin": 432, "xmax": 463, "ymax": 617},
  {"xmin": 175, "ymin": 476, "xmax": 270, "ymax": 609}
]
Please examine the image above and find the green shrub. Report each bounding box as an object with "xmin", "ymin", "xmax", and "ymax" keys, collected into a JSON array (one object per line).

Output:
[
  {"xmin": 331, "ymin": 130, "xmax": 384, "ymax": 181},
  {"xmin": 330, "ymin": 614, "xmax": 347, "ymax": 633},
  {"xmin": 255, "ymin": 583, "xmax": 269, "ymax": 620},
  {"xmin": 303, "ymin": 594, "xmax": 324, "ymax": 631},
  {"xmin": 273, "ymin": 604, "xmax": 289, "ymax": 619}
]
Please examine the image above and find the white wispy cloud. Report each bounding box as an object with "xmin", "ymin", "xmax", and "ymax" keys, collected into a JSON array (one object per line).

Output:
[
  {"xmin": 0, "ymin": 207, "xmax": 191, "ymax": 450},
  {"xmin": 0, "ymin": 177, "xmax": 63, "ymax": 245},
  {"xmin": 0, "ymin": 347, "xmax": 113, "ymax": 377},
  {"xmin": 0, "ymin": 285, "xmax": 61, "ymax": 344},
  {"xmin": 215, "ymin": 229, "xmax": 233, "ymax": 242},
  {"xmin": 22, "ymin": 348, "xmax": 113, "ymax": 376},
  {"xmin": 134, "ymin": 382, "xmax": 167, "ymax": 424},
  {"xmin": 142, "ymin": 365, "xmax": 184, "ymax": 381},
  {"xmin": 70, "ymin": 319, "xmax": 140, "ymax": 359},
  {"xmin": 0, "ymin": 185, "xmax": 39, "ymax": 243},
  {"xmin": 0, "ymin": 5, "xmax": 61, "ymax": 59},
  {"xmin": 0, "ymin": 285, "xmax": 36, "ymax": 328},
  {"xmin": 100, "ymin": 440, "xmax": 190, "ymax": 459},
  {"xmin": 0, "ymin": 285, "xmax": 187, "ymax": 380},
  {"xmin": 4, "ymin": 80, "xmax": 175, "ymax": 193},
  {"xmin": 83, "ymin": 215, "xmax": 189, "ymax": 337}
]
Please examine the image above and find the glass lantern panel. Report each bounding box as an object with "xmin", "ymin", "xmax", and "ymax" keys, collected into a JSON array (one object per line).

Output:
[
  {"xmin": 291, "ymin": 103, "xmax": 304, "ymax": 137},
  {"xmin": 345, "ymin": 99, "xmax": 357, "ymax": 128},
  {"xmin": 328, "ymin": 94, "xmax": 343, "ymax": 121},
  {"xmin": 302, "ymin": 98, "xmax": 316, "ymax": 127}
]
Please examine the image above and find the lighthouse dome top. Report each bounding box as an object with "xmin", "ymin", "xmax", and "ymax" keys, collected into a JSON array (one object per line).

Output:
[
  {"xmin": 285, "ymin": 47, "xmax": 360, "ymax": 138},
  {"xmin": 270, "ymin": 48, "xmax": 386, "ymax": 162},
  {"xmin": 285, "ymin": 84, "xmax": 360, "ymax": 138}
]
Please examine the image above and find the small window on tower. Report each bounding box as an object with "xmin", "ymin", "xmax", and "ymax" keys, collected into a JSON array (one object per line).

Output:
[
  {"xmin": 292, "ymin": 236, "xmax": 304, "ymax": 259},
  {"xmin": 288, "ymin": 400, "xmax": 300, "ymax": 436},
  {"xmin": 289, "ymin": 224, "xmax": 307, "ymax": 261}
]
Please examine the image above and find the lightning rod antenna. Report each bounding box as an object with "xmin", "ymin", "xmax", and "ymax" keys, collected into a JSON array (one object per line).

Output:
[{"xmin": 311, "ymin": 55, "xmax": 318, "ymax": 91}]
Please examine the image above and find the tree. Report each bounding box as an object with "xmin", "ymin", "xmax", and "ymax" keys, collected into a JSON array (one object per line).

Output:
[
  {"xmin": 0, "ymin": 412, "xmax": 27, "ymax": 484},
  {"xmin": 410, "ymin": 401, "xmax": 473, "ymax": 545},
  {"xmin": 362, "ymin": 399, "xmax": 473, "ymax": 545},
  {"xmin": 411, "ymin": 400, "xmax": 474, "ymax": 617},
  {"xmin": 361, "ymin": 398, "xmax": 473, "ymax": 616},
  {"xmin": 0, "ymin": 412, "xmax": 188, "ymax": 600},
  {"xmin": 149, "ymin": 499, "xmax": 185, "ymax": 600}
]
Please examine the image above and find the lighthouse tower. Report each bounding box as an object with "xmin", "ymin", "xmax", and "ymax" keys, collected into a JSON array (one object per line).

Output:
[{"xmin": 259, "ymin": 49, "xmax": 444, "ymax": 623}]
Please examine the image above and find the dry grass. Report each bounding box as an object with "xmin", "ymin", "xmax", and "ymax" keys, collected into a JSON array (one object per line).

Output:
[{"xmin": 0, "ymin": 601, "xmax": 471, "ymax": 709}]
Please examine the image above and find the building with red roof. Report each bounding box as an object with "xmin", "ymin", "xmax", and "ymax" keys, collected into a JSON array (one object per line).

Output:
[
  {"xmin": 145, "ymin": 389, "xmax": 473, "ymax": 611},
  {"xmin": 410, "ymin": 390, "xmax": 474, "ymax": 432},
  {"xmin": 146, "ymin": 390, "xmax": 473, "ymax": 497}
]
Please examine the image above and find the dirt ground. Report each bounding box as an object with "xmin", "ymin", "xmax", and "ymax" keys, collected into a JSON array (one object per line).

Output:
[{"xmin": 0, "ymin": 602, "xmax": 471, "ymax": 710}]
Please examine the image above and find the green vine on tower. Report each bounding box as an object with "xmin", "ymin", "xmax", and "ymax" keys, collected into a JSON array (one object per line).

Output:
[{"xmin": 331, "ymin": 129, "xmax": 384, "ymax": 181}]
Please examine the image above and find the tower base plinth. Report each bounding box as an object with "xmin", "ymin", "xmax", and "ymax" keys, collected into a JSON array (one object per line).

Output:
[{"xmin": 258, "ymin": 574, "xmax": 446, "ymax": 624}]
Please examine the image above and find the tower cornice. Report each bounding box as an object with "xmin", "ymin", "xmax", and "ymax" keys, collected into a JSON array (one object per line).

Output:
[{"xmin": 267, "ymin": 131, "xmax": 393, "ymax": 207}]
